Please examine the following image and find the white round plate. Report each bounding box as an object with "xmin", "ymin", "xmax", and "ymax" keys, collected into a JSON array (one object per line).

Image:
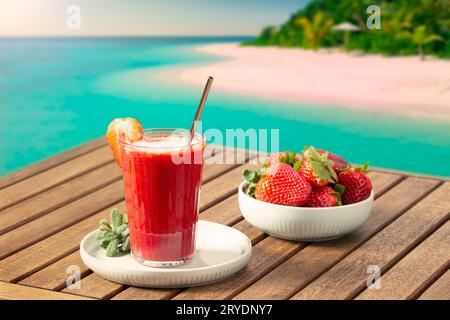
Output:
[{"xmin": 80, "ymin": 220, "xmax": 252, "ymax": 288}]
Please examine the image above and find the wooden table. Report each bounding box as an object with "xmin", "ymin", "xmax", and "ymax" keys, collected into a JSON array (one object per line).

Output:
[{"xmin": 0, "ymin": 139, "xmax": 449, "ymax": 300}]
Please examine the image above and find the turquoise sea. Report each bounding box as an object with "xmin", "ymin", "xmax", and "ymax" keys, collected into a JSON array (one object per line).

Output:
[{"xmin": 1, "ymin": 37, "xmax": 449, "ymax": 177}]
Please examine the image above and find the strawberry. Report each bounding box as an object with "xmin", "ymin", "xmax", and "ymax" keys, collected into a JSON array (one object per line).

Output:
[
  {"xmin": 317, "ymin": 149, "xmax": 350, "ymax": 170},
  {"xmin": 266, "ymin": 151, "xmax": 301, "ymax": 166},
  {"xmin": 297, "ymin": 146, "xmax": 337, "ymax": 187},
  {"xmin": 306, "ymin": 186, "xmax": 341, "ymax": 207},
  {"xmin": 244, "ymin": 163, "xmax": 311, "ymax": 206},
  {"xmin": 337, "ymin": 166, "xmax": 372, "ymax": 204},
  {"xmin": 106, "ymin": 118, "xmax": 143, "ymax": 167}
]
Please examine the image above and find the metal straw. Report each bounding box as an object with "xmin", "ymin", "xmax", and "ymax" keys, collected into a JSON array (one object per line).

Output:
[{"xmin": 188, "ymin": 76, "xmax": 213, "ymax": 145}]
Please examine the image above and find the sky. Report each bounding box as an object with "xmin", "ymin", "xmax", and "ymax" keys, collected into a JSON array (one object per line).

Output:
[{"xmin": 0, "ymin": 0, "xmax": 309, "ymax": 36}]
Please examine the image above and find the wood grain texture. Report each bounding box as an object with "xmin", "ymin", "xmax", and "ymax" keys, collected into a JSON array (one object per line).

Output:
[
  {"xmin": 173, "ymin": 237, "xmax": 304, "ymax": 300},
  {"xmin": 0, "ymin": 146, "xmax": 114, "ymax": 210},
  {"xmin": 62, "ymin": 273, "xmax": 126, "ymax": 299},
  {"xmin": 0, "ymin": 138, "xmax": 106, "ymax": 189},
  {"xmin": 0, "ymin": 282, "xmax": 94, "ymax": 300},
  {"xmin": 0, "ymin": 162, "xmax": 122, "ymax": 235},
  {"xmin": 0, "ymin": 202, "xmax": 126, "ymax": 282},
  {"xmin": 418, "ymin": 269, "xmax": 450, "ymax": 300},
  {"xmin": 112, "ymin": 287, "xmax": 178, "ymax": 300},
  {"xmin": 0, "ymin": 181, "xmax": 124, "ymax": 260},
  {"xmin": 199, "ymin": 163, "xmax": 258, "ymax": 211},
  {"xmin": 19, "ymin": 251, "xmax": 88, "ymax": 290},
  {"xmin": 356, "ymin": 221, "xmax": 450, "ymax": 300},
  {"xmin": 291, "ymin": 182, "xmax": 450, "ymax": 300},
  {"xmin": 366, "ymin": 171, "xmax": 403, "ymax": 198}
]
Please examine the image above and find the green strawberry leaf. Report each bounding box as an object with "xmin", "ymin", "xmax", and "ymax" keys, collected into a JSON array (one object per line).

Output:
[
  {"xmin": 303, "ymin": 146, "xmax": 337, "ymax": 183},
  {"xmin": 332, "ymin": 191, "xmax": 342, "ymax": 206},
  {"xmin": 243, "ymin": 169, "xmax": 257, "ymax": 183},
  {"xmin": 246, "ymin": 183, "xmax": 257, "ymax": 197},
  {"xmin": 354, "ymin": 162, "xmax": 369, "ymax": 173},
  {"xmin": 293, "ymin": 160, "xmax": 303, "ymax": 171},
  {"xmin": 309, "ymin": 159, "xmax": 333, "ymax": 182},
  {"xmin": 335, "ymin": 183, "xmax": 346, "ymax": 197}
]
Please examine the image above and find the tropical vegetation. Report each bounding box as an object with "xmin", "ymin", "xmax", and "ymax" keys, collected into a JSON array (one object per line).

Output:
[{"xmin": 245, "ymin": 0, "xmax": 449, "ymax": 58}]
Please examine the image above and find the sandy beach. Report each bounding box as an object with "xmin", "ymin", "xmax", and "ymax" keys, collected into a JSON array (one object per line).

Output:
[{"xmin": 176, "ymin": 43, "xmax": 450, "ymax": 121}]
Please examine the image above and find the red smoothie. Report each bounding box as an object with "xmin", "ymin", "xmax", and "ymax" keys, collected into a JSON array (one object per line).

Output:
[{"xmin": 120, "ymin": 129, "xmax": 204, "ymax": 267}]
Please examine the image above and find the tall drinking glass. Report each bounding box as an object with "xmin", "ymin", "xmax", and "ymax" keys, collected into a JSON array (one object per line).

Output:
[{"xmin": 119, "ymin": 129, "xmax": 205, "ymax": 267}]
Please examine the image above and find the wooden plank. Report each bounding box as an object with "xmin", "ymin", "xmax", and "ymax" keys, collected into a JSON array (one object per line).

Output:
[
  {"xmin": 19, "ymin": 251, "xmax": 88, "ymax": 291},
  {"xmin": 202, "ymin": 148, "xmax": 248, "ymax": 181},
  {"xmin": 173, "ymin": 236, "xmax": 303, "ymax": 300},
  {"xmin": 418, "ymin": 269, "xmax": 450, "ymax": 300},
  {"xmin": 0, "ymin": 162, "xmax": 122, "ymax": 235},
  {"xmin": 0, "ymin": 138, "xmax": 106, "ymax": 189},
  {"xmin": 0, "ymin": 282, "xmax": 94, "ymax": 300},
  {"xmin": 62, "ymin": 273, "xmax": 126, "ymax": 299},
  {"xmin": 0, "ymin": 160, "xmax": 249, "ymax": 283},
  {"xmin": 370, "ymin": 166, "xmax": 449, "ymax": 182},
  {"xmin": 366, "ymin": 171, "xmax": 404, "ymax": 197},
  {"xmin": 233, "ymin": 176, "xmax": 437, "ymax": 300},
  {"xmin": 0, "ymin": 181, "xmax": 124, "ymax": 260},
  {"xmin": 356, "ymin": 221, "xmax": 450, "ymax": 300},
  {"xmin": 199, "ymin": 163, "xmax": 258, "ymax": 211},
  {"xmin": 0, "ymin": 146, "xmax": 114, "ymax": 210},
  {"xmin": 200, "ymin": 194, "xmax": 241, "ymax": 226},
  {"xmin": 112, "ymin": 287, "xmax": 177, "ymax": 300},
  {"xmin": 0, "ymin": 203, "xmax": 126, "ymax": 283},
  {"xmin": 291, "ymin": 182, "xmax": 450, "ymax": 300}
]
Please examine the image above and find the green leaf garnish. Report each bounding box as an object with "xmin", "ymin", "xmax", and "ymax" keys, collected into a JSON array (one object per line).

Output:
[{"xmin": 96, "ymin": 208, "xmax": 130, "ymax": 257}]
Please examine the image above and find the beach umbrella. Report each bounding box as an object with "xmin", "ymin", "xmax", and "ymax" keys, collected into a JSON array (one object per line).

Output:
[
  {"xmin": 332, "ymin": 22, "xmax": 361, "ymax": 32},
  {"xmin": 332, "ymin": 22, "xmax": 361, "ymax": 46}
]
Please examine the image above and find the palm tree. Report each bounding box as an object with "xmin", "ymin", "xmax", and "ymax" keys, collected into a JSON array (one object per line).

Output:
[
  {"xmin": 296, "ymin": 11, "xmax": 334, "ymax": 50},
  {"xmin": 397, "ymin": 25, "xmax": 445, "ymax": 60}
]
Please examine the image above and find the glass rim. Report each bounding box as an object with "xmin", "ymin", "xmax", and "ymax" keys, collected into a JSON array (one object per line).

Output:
[{"xmin": 119, "ymin": 128, "xmax": 205, "ymax": 149}]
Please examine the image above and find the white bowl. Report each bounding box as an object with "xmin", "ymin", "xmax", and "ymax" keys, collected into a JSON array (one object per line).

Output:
[{"xmin": 238, "ymin": 181, "xmax": 373, "ymax": 241}]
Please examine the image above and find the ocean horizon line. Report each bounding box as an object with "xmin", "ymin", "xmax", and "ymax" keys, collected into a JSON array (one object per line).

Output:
[{"xmin": 0, "ymin": 35, "xmax": 256, "ymax": 39}]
